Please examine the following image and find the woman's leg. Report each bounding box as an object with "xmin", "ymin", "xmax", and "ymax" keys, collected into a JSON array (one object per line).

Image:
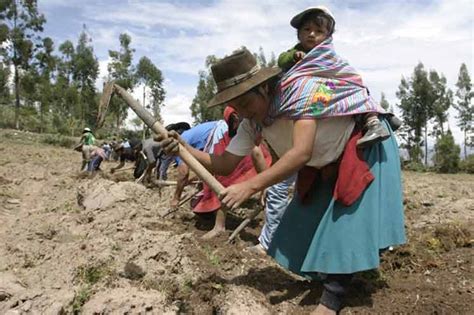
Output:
[
  {"xmin": 202, "ymin": 208, "xmax": 226, "ymax": 239},
  {"xmin": 312, "ymin": 274, "xmax": 353, "ymax": 314}
]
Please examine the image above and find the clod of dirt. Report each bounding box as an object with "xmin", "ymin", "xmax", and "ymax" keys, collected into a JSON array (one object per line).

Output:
[
  {"xmin": 0, "ymin": 273, "xmax": 26, "ymax": 305},
  {"xmin": 76, "ymin": 180, "xmax": 146, "ymax": 211},
  {"xmin": 121, "ymin": 261, "xmax": 146, "ymax": 280}
]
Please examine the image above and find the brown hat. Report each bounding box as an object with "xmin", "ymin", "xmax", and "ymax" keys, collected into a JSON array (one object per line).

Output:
[{"xmin": 208, "ymin": 48, "xmax": 281, "ymax": 108}]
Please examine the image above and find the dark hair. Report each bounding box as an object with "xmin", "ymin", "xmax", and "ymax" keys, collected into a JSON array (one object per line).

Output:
[
  {"xmin": 298, "ymin": 11, "xmax": 335, "ymax": 36},
  {"xmin": 227, "ymin": 112, "xmax": 240, "ymax": 138}
]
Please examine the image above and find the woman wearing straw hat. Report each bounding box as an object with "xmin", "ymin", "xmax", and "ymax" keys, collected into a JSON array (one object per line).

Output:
[{"xmin": 159, "ymin": 48, "xmax": 405, "ymax": 314}]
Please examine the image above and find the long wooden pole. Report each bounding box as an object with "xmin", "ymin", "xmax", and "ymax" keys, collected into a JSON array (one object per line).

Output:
[{"xmin": 113, "ymin": 84, "xmax": 225, "ymax": 196}]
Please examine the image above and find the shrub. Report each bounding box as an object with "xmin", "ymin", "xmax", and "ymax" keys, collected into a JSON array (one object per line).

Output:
[
  {"xmin": 433, "ymin": 131, "xmax": 460, "ymax": 173},
  {"xmin": 42, "ymin": 134, "xmax": 76, "ymax": 148},
  {"xmin": 459, "ymin": 154, "xmax": 474, "ymax": 174}
]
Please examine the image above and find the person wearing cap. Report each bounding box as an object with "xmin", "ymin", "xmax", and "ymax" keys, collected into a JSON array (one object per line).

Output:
[
  {"xmin": 278, "ymin": 6, "xmax": 392, "ymax": 148},
  {"xmin": 77, "ymin": 127, "xmax": 97, "ymax": 171},
  {"xmin": 158, "ymin": 46, "xmax": 405, "ymax": 314}
]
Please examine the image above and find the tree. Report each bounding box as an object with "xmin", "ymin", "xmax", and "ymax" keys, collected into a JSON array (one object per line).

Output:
[
  {"xmin": 135, "ymin": 56, "xmax": 165, "ymax": 122},
  {"xmin": 0, "ymin": 0, "xmax": 46, "ymax": 129},
  {"xmin": 72, "ymin": 26, "xmax": 99, "ymax": 127},
  {"xmin": 429, "ymin": 70, "xmax": 452, "ymax": 137},
  {"xmin": 107, "ymin": 33, "xmax": 136, "ymax": 128},
  {"xmin": 254, "ymin": 47, "xmax": 276, "ymax": 67},
  {"xmin": 396, "ymin": 63, "xmax": 435, "ymax": 165},
  {"xmin": 190, "ymin": 55, "xmax": 223, "ymax": 124},
  {"xmin": 454, "ymin": 63, "xmax": 473, "ymax": 158},
  {"xmin": 380, "ymin": 92, "xmax": 390, "ymax": 110},
  {"xmin": 34, "ymin": 36, "xmax": 56, "ymax": 132},
  {"xmin": 433, "ymin": 130, "xmax": 460, "ymax": 173},
  {"xmin": 0, "ymin": 62, "xmax": 10, "ymax": 104}
]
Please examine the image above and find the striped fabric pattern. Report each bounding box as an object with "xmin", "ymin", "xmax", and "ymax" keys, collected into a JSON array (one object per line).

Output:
[{"xmin": 267, "ymin": 37, "xmax": 385, "ymax": 122}]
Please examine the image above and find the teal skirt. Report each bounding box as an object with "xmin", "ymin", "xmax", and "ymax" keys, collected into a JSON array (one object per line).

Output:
[{"xmin": 267, "ymin": 121, "xmax": 406, "ymax": 276}]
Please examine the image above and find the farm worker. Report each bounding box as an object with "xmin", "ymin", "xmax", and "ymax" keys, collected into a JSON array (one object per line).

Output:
[
  {"xmin": 158, "ymin": 42, "xmax": 405, "ymax": 314},
  {"xmin": 77, "ymin": 127, "xmax": 96, "ymax": 171},
  {"xmin": 110, "ymin": 138, "xmax": 141, "ymax": 174},
  {"xmin": 184, "ymin": 107, "xmax": 271, "ymax": 239}
]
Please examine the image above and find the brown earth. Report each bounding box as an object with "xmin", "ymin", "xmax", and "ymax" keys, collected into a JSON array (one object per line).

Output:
[{"xmin": 0, "ymin": 129, "xmax": 472, "ymax": 314}]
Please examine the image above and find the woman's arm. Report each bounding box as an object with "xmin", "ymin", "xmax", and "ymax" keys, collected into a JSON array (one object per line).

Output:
[
  {"xmin": 220, "ymin": 119, "xmax": 317, "ymax": 209},
  {"xmin": 250, "ymin": 145, "xmax": 268, "ymax": 173}
]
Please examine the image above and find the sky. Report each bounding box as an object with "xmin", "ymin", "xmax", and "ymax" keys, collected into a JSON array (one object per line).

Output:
[{"xmin": 39, "ymin": 0, "xmax": 473, "ymax": 148}]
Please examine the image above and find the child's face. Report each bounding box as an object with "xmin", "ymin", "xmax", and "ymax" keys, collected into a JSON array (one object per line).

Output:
[{"xmin": 298, "ymin": 20, "xmax": 329, "ymax": 51}]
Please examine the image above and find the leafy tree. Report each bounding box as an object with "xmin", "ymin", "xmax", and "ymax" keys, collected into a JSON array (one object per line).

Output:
[
  {"xmin": 135, "ymin": 56, "xmax": 165, "ymax": 122},
  {"xmin": 33, "ymin": 37, "xmax": 56, "ymax": 132},
  {"xmin": 57, "ymin": 40, "xmax": 74, "ymax": 82},
  {"xmin": 454, "ymin": 63, "xmax": 473, "ymax": 158},
  {"xmin": 72, "ymin": 26, "xmax": 99, "ymax": 127},
  {"xmin": 433, "ymin": 130, "xmax": 460, "ymax": 173},
  {"xmin": 107, "ymin": 33, "xmax": 136, "ymax": 128},
  {"xmin": 0, "ymin": 61, "xmax": 10, "ymax": 104},
  {"xmin": 396, "ymin": 63, "xmax": 435, "ymax": 165},
  {"xmin": 254, "ymin": 47, "xmax": 276, "ymax": 67},
  {"xmin": 429, "ymin": 70, "xmax": 452, "ymax": 137},
  {"xmin": 0, "ymin": 0, "xmax": 46, "ymax": 129},
  {"xmin": 190, "ymin": 55, "xmax": 223, "ymax": 124},
  {"xmin": 380, "ymin": 92, "xmax": 390, "ymax": 110}
]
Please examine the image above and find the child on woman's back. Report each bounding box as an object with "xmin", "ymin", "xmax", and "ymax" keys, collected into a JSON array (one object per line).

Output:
[{"xmin": 278, "ymin": 6, "xmax": 393, "ymax": 147}]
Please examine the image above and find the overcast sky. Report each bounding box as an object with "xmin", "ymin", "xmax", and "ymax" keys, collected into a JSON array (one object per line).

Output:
[{"xmin": 39, "ymin": 0, "xmax": 473, "ymax": 146}]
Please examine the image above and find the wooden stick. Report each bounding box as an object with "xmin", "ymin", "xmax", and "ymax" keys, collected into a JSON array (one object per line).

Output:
[
  {"xmin": 153, "ymin": 180, "xmax": 200, "ymax": 186},
  {"xmin": 110, "ymin": 166, "xmax": 135, "ymax": 173},
  {"xmin": 227, "ymin": 206, "xmax": 264, "ymax": 243},
  {"xmin": 162, "ymin": 189, "xmax": 200, "ymax": 218},
  {"xmin": 113, "ymin": 84, "xmax": 225, "ymax": 197}
]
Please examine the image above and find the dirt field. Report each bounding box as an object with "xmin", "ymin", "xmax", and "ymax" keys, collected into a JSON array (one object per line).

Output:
[{"xmin": 0, "ymin": 129, "xmax": 472, "ymax": 314}]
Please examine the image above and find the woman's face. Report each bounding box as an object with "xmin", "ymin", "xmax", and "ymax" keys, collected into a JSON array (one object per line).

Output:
[{"xmin": 229, "ymin": 88, "xmax": 270, "ymax": 123}]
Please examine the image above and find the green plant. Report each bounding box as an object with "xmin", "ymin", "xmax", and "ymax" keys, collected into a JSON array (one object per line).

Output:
[
  {"xmin": 72, "ymin": 285, "xmax": 92, "ymax": 313},
  {"xmin": 433, "ymin": 131, "xmax": 461, "ymax": 173},
  {"xmin": 459, "ymin": 154, "xmax": 474, "ymax": 173},
  {"xmin": 203, "ymin": 245, "xmax": 221, "ymax": 266},
  {"xmin": 41, "ymin": 134, "xmax": 76, "ymax": 148}
]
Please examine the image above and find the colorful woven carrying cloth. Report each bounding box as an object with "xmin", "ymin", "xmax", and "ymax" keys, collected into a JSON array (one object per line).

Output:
[{"xmin": 267, "ymin": 37, "xmax": 386, "ymax": 123}]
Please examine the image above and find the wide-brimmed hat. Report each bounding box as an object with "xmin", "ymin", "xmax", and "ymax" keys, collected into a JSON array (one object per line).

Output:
[
  {"xmin": 290, "ymin": 6, "xmax": 335, "ymax": 29},
  {"xmin": 208, "ymin": 48, "xmax": 281, "ymax": 108},
  {"xmin": 82, "ymin": 127, "xmax": 91, "ymax": 133}
]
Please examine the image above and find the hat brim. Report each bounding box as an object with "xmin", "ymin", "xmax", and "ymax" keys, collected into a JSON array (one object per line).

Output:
[{"xmin": 208, "ymin": 67, "xmax": 281, "ymax": 108}]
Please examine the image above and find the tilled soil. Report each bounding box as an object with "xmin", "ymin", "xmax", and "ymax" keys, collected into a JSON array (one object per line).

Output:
[{"xmin": 0, "ymin": 129, "xmax": 472, "ymax": 314}]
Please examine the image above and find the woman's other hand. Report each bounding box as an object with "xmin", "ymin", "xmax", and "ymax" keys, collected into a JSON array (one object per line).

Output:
[
  {"xmin": 219, "ymin": 182, "xmax": 257, "ymax": 210},
  {"xmin": 154, "ymin": 131, "xmax": 183, "ymax": 155}
]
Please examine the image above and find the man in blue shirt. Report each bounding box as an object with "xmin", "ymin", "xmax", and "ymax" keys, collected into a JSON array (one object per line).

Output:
[{"xmin": 167, "ymin": 121, "xmax": 217, "ymax": 208}]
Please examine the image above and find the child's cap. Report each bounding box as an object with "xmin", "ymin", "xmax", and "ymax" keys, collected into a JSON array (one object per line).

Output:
[{"xmin": 290, "ymin": 6, "xmax": 335, "ymax": 29}]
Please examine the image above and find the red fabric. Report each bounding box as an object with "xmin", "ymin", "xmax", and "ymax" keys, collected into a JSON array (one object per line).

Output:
[
  {"xmin": 223, "ymin": 106, "xmax": 236, "ymax": 123},
  {"xmin": 193, "ymin": 132, "xmax": 272, "ymax": 213},
  {"xmin": 297, "ymin": 129, "xmax": 374, "ymax": 206}
]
